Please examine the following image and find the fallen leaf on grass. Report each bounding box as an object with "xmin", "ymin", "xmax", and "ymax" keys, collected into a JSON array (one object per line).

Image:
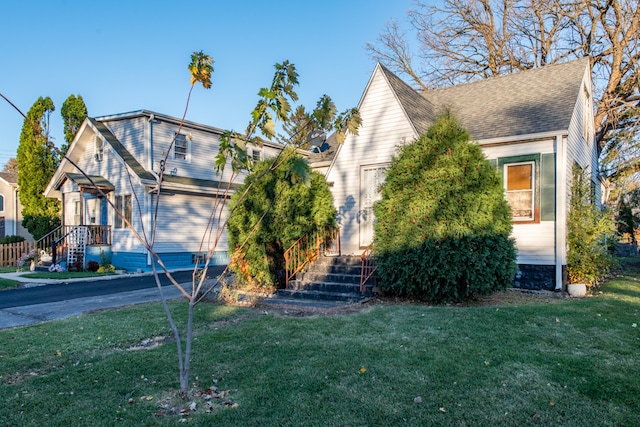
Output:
[
  {"xmin": 439, "ymin": 407, "xmax": 446, "ymax": 413},
  {"xmin": 414, "ymin": 396, "xmax": 423, "ymax": 403}
]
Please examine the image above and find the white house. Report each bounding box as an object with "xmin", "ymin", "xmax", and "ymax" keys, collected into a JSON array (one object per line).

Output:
[
  {"xmin": 0, "ymin": 172, "xmax": 33, "ymax": 241},
  {"xmin": 325, "ymin": 58, "xmax": 600, "ymax": 291},
  {"xmin": 44, "ymin": 110, "xmax": 280, "ymax": 272}
]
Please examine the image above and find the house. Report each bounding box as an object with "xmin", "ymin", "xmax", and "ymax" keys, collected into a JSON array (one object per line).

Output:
[
  {"xmin": 325, "ymin": 58, "xmax": 600, "ymax": 292},
  {"xmin": 44, "ymin": 110, "xmax": 281, "ymax": 272},
  {"xmin": 0, "ymin": 172, "xmax": 33, "ymax": 241}
]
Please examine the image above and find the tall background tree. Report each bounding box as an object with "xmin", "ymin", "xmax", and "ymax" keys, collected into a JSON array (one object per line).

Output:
[
  {"xmin": 1, "ymin": 157, "xmax": 18, "ymax": 174},
  {"xmin": 367, "ymin": 0, "xmax": 639, "ymax": 192},
  {"xmin": 60, "ymin": 94, "xmax": 88, "ymax": 154},
  {"xmin": 16, "ymin": 96, "xmax": 61, "ymax": 240}
]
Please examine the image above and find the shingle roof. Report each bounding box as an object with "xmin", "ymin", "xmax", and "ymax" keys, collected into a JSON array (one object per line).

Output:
[
  {"xmin": 89, "ymin": 118, "xmax": 157, "ymax": 182},
  {"xmin": 379, "ymin": 64, "xmax": 438, "ymax": 136},
  {"xmin": 64, "ymin": 173, "xmax": 115, "ymax": 192},
  {"xmin": 0, "ymin": 172, "xmax": 17, "ymax": 184},
  {"xmin": 383, "ymin": 58, "xmax": 589, "ymax": 141}
]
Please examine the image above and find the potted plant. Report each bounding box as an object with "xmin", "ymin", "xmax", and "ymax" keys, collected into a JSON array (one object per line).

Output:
[{"xmin": 566, "ymin": 166, "xmax": 616, "ymax": 296}]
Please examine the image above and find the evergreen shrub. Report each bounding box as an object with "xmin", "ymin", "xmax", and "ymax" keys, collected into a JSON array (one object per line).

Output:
[
  {"xmin": 227, "ymin": 149, "xmax": 337, "ymax": 289},
  {"xmin": 373, "ymin": 113, "xmax": 517, "ymax": 303}
]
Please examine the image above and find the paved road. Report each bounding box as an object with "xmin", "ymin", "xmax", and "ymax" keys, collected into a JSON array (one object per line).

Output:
[
  {"xmin": 0, "ymin": 269, "xmax": 225, "ymax": 309},
  {"xmin": 0, "ymin": 266, "xmax": 227, "ymax": 329}
]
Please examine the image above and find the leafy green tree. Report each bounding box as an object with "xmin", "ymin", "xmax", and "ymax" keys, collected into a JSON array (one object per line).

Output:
[
  {"xmin": 60, "ymin": 94, "xmax": 88, "ymax": 153},
  {"xmin": 567, "ymin": 165, "xmax": 616, "ymax": 287},
  {"xmin": 227, "ymin": 148, "xmax": 336, "ymax": 288},
  {"xmin": 373, "ymin": 113, "xmax": 517, "ymax": 303},
  {"xmin": 17, "ymin": 97, "xmax": 61, "ymax": 240},
  {"xmin": 617, "ymin": 199, "xmax": 639, "ymax": 246}
]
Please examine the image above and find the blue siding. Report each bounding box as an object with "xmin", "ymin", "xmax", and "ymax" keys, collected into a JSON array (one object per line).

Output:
[{"xmin": 111, "ymin": 250, "xmax": 229, "ymax": 272}]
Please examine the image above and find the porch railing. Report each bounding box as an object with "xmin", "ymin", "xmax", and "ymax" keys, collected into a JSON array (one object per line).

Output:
[
  {"xmin": 284, "ymin": 226, "xmax": 341, "ymax": 287},
  {"xmin": 35, "ymin": 225, "xmax": 112, "ymax": 264},
  {"xmin": 360, "ymin": 245, "xmax": 376, "ymax": 293}
]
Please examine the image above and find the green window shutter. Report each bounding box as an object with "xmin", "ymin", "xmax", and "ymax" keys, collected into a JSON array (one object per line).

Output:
[{"xmin": 540, "ymin": 153, "xmax": 555, "ymax": 221}]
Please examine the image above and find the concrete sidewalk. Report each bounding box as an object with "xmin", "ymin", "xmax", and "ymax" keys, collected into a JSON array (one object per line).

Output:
[{"xmin": 0, "ymin": 271, "xmax": 186, "ymax": 330}]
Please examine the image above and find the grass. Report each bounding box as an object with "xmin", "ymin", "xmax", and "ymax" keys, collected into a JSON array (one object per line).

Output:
[
  {"xmin": 0, "ymin": 277, "xmax": 20, "ymax": 290},
  {"xmin": 20, "ymin": 271, "xmax": 116, "ymax": 280},
  {"xmin": 1, "ymin": 259, "xmax": 639, "ymax": 426},
  {"xmin": 0, "ymin": 266, "xmax": 20, "ymax": 289}
]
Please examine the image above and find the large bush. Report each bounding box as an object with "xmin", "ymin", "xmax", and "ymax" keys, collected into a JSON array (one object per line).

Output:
[
  {"xmin": 227, "ymin": 150, "xmax": 336, "ymax": 289},
  {"xmin": 373, "ymin": 113, "xmax": 517, "ymax": 303}
]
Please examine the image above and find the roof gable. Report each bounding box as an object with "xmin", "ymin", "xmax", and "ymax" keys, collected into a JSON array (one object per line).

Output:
[
  {"xmin": 385, "ymin": 58, "xmax": 589, "ymax": 141},
  {"xmin": 0, "ymin": 172, "xmax": 17, "ymax": 185},
  {"xmin": 88, "ymin": 118, "xmax": 156, "ymax": 182},
  {"xmin": 378, "ymin": 64, "xmax": 438, "ymax": 136}
]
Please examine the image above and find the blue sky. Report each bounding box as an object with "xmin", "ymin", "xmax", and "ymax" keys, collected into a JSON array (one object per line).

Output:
[{"xmin": 0, "ymin": 0, "xmax": 416, "ymax": 167}]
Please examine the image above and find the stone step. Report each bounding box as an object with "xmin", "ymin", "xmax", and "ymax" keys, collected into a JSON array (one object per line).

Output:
[
  {"xmin": 301, "ymin": 264, "xmax": 361, "ymax": 276},
  {"xmin": 312, "ymin": 256, "xmax": 362, "ymax": 267},
  {"xmin": 287, "ymin": 279, "xmax": 362, "ymax": 294},
  {"xmin": 277, "ymin": 288, "xmax": 364, "ymax": 303},
  {"xmin": 297, "ymin": 271, "xmax": 361, "ymax": 285}
]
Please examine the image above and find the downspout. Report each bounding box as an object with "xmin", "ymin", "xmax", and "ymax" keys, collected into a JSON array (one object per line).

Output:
[
  {"xmin": 555, "ymin": 134, "xmax": 567, "ymax": 291},
  {"xmin": 145, "ymin": 114, "xmax": 156, "ymax": 267},
  {"xmin": 12, "ymin": 186, "xmax": 18, "ymax": 235}
]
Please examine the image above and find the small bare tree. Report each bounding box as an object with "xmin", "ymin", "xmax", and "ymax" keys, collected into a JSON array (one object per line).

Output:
[{"xmin": 1, "ymin": 52, "xmax": 360, "ymax": 399}]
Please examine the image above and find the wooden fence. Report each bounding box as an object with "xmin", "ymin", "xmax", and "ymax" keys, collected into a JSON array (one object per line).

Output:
[{"xmin": 0, "ymin": 241, "xmax": 34, "ymax": 267}]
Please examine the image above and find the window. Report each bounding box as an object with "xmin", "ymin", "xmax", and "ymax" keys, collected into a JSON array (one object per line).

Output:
[
  {"xmin": 174, "ymin": 133, "xmax": 190, "ymax": 161},
  {"xmin": 192, "ymin": 253, "xmax": 207, "ymax": 266},
  {"xmin": 505, "ymin": 162, "xmax": 535, "ymax": 221},
  {"xmin": 114, "ymin": 195, "xmax": 132, "ymax": 229},
  {"xmin": 73, "ymin": 200, "xmax": 81, "ymax": 225},
  {"xmin": 0, "ymin": 194, "xmax": 4, "ymax": 212},
  {"xmin": 93, "ymin": 135, "xmax": 104, "ymax": 162},
  {"xmin": 251, "ymin": 148, "xmax": 261, "ymax": 162}
]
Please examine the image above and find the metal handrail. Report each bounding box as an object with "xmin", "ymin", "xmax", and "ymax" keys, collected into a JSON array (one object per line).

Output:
[
  {"xmin": 360, "ymin": 245, "xmax": 376, "ymax": 293},
  {"xmin": 283, "ymin": 226, "xmax": 340, "ymax": 287}
]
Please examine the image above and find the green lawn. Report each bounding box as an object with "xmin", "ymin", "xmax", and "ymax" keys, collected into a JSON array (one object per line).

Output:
[
  {"xmin": 20, "ymin": 271, "xmax": 116, "ymax": 280},
  {"xmin": 1, "ymin": 259, "xmax": 639, "ymax": 426},
  {"xmin": 0, "ymin": 277, "xmax": 20, "ymax": 290}
]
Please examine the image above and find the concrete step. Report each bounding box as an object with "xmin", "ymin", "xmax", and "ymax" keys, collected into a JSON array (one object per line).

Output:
[
  {"xmin": 296, "ymin": 272, "xmax": 361, "ymax": 285},
  {"xmin": 277, "ymin": 288, "xmax": 364, "ymax": 303},
  {"xmin": 287, "ymin": 279, "xmax": 361, "ymax": 294}
]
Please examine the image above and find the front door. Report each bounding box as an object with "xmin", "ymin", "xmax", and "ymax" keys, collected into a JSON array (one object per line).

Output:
[
  {"xmin": 359, "ymin": 165, "xmax": 387, "ymax": 248},
  {"xmin": 100, "ymin": 197, "xmax": 108, "ymax": 225}
]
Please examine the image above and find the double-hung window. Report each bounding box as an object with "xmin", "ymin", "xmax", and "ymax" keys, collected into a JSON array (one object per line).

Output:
[
  {"xmin": 174, "ymin": 133, "xmax": 190, "ymax": 161},
  {"xmin": 505, "ymin": 162, "xmax": 535, "ymax": 221},
  {"xmin": 114, "ymin": 195, "xmax": 132, "ymax": 229}
]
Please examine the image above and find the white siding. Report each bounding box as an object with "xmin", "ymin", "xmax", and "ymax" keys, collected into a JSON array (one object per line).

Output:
[
  {"xmin": 327, "ymin": 66, "xmax": 418, "ymax": 254},
  {"xmin": 151, "ymin": 193, "xmax": 229, "ymax": 253},
  {"xmin": 483, "ymin": 139, "xmax": 557, "ymax": 265},
  {"xmin": 510, "ymin": 222, "xmax": 556, "ymax": 265}
]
